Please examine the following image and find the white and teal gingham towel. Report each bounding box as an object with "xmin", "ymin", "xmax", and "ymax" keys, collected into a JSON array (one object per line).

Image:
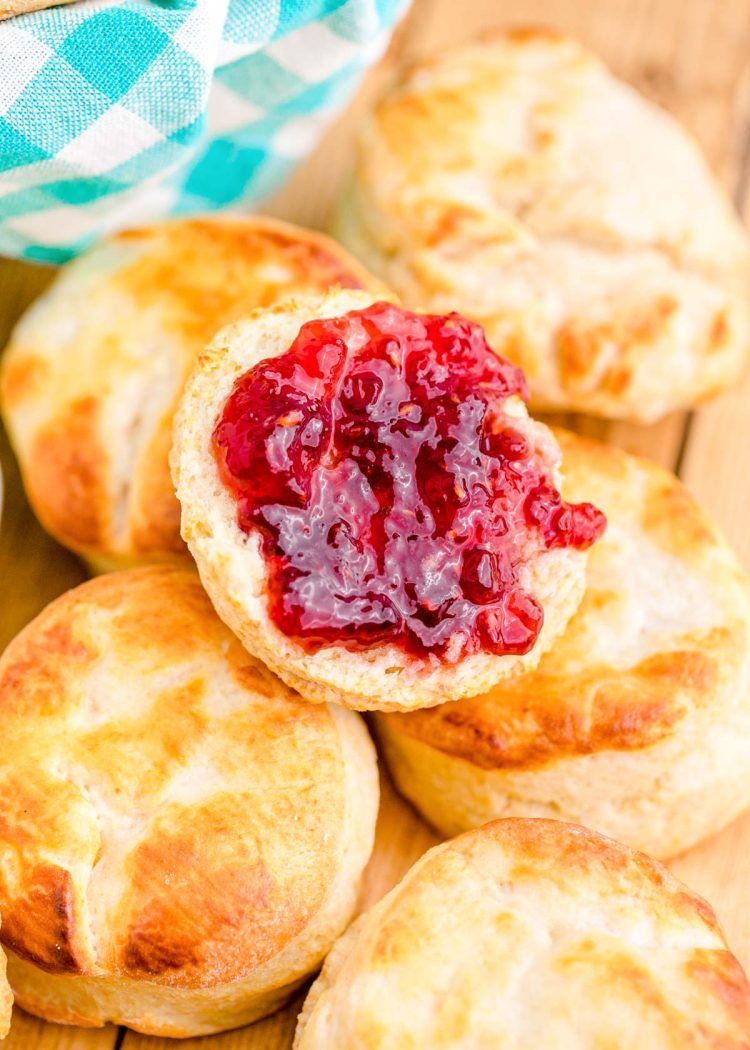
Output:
[{"xmin": 0, "ymin": 0, "xmax": 408, "ymax": 263}]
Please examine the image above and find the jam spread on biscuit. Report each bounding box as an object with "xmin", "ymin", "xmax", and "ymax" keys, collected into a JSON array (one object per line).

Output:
[{"xmin": 213, "ymin": 303, "xmax": 605, "ymax": 659}]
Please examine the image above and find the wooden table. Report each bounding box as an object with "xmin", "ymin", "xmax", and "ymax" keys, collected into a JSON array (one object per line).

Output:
[{"xmin": 1, "ymin": 1, "xmax": 749, "ymax": 1046}]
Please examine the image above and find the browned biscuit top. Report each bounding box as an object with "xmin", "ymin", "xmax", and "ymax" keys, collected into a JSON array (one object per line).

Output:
[
  {"xmin": 380, "ymin": 431, "xmax": 750, "ymax": 769},
  {"xmin": 295, "ymin": 819, "xmax": 750, "ymax": 1048},
  {"xmin": 0, "ymin": 567, "xmax": 355, "ymax": 988},
  {"xmin": 337, "ymin": 29, "xmax": 750, "ymax": 422},
  {"xmin": 0, "ymin": 216, "xmax": 381, "ymax": 567}
]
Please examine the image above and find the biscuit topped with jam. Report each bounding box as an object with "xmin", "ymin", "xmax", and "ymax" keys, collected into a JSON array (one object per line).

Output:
[
  {"xmin": 213, "ymin": 302, "xmax": 604, "ymax": 661},
  {"xmin": 173, "ymin": 289, "xmax": 604, "ymax": 711}
]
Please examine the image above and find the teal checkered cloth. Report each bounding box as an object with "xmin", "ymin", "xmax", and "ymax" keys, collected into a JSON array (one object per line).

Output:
[{"xmin": 0, "ymin": 0, "xmax": 407, "ymax": 263}]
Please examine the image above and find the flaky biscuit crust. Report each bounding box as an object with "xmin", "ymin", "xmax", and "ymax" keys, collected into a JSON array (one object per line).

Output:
[
  {"xmin": 335, "ymin": 28, "xmax": 750, "ymax": 422},
  {"xmin": 0, "ymin": 216, "xmax": 382, "ymax": 571},
  {"xmin": 171, "ymin": 288, "xmax": 588, "ymax": 712},
  {"xmin": 374, "ymin": 430, "xmax": 750, "ymax": 857},
  {"xmin": 0, "ymin": 567, "xmax": 379, "ymax": 1036},
  {"xmin": 295, "ymin": 819, "xmax": 750, "ymax": 1049}
]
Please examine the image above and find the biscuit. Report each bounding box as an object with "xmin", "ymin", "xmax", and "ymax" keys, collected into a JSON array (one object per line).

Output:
[
  {"xmin": 172, "ymin": 289, "xmax": 601, "ymax": 711},
  {"xmin": 0, "ymin": 216, "xmax": 381, "ymax": 571},
  {"xmin": 374, "ymin": 430, "xmax": 750, "ymax": 858},
  {"xmin": 0, "ymin": 566, "xmax": 379, "ymax": 1037},
  {"xmin": 0, "ymin": 1, "xmax": 77, "ymax": 16},
  {"xmin": 295, "ymin": 819, "xmax": 750, "ymax": 1049},
  {"xmin": 335, "ymin": 28, "xmax": 750, "ymax": 422}
]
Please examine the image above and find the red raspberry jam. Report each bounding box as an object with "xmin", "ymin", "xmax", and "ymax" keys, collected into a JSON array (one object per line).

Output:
[{"xmin": 213, "ymin": 303, "xmax": 605, "ymax": 660}]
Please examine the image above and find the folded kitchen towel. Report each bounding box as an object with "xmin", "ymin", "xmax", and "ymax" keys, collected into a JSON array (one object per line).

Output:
[{"xmin": 0, "ymin": 0, "xmax": 408, "ymax": 262}]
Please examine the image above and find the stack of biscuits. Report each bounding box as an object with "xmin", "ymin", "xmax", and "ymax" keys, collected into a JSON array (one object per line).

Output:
[{"xmin": 1, "ymin": 29, "xmax": 750, "ymax": 1048}]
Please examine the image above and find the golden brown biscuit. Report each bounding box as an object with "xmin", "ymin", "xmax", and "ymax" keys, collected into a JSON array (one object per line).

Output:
[
  {"xmin": 0, "ymin": 1, "xmax": 77, "ymax": 16},
  {"xmin": 172, "ymin": 289, "xmax": 600, "ymax": 712},
  {"xmin": 0, "ymin": 566, "xmax": 379, "ymax": 1037},
  {"xmin": 0, "ymin": 924, "xmax": 11, "ymax": 1040},
  {"xmin": 335, "ymin": 28, "xmax": 750, "ymax": 423},
  {"xmin": 374, "ymin": 430, "xmax": 750, "ymax": 858},
  {"xmin": 0, "ymin": 216, "xmax": 381, "ymax": 572},
  {"xmin": 295, "ymin": 819, "xmax": 750, "ymax": 1049}
]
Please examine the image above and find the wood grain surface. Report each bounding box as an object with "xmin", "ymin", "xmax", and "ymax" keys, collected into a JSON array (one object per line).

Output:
[{"xmin": 1, "ymin": 1, "xmax": 749, "ymax": 1047}]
